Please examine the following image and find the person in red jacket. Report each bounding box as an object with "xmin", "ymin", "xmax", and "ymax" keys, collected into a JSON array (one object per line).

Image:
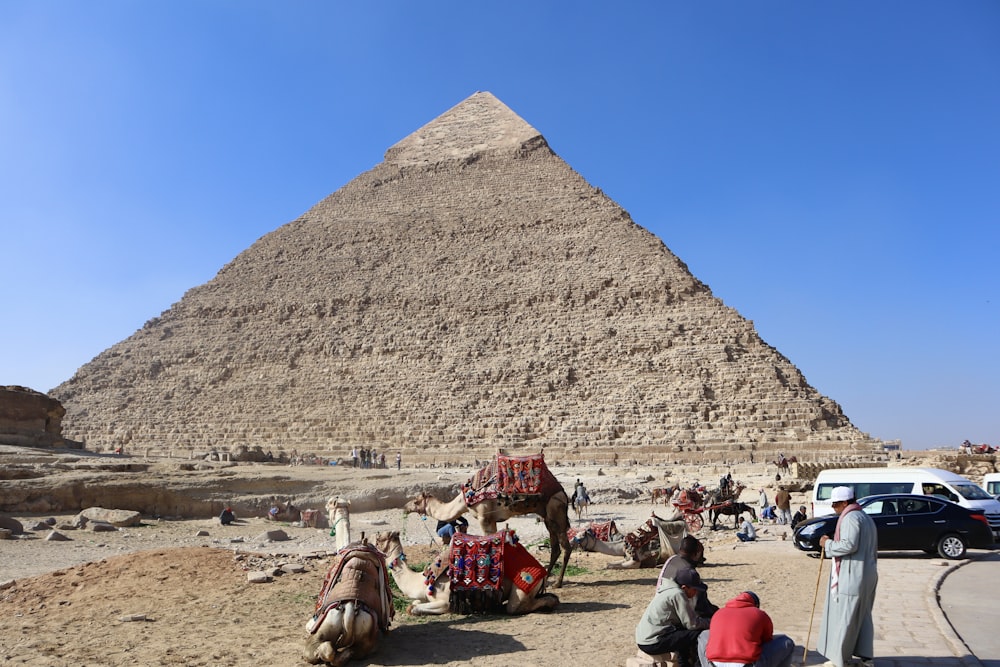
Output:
[{"xmin": 697, "ymin": 591, "xmax": 795, "ymax": 667}]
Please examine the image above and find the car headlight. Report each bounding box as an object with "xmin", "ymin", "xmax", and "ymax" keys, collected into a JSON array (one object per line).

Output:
[{"xmin": 797, "ymin": 523, "xmax": 823, "ymax": 537}]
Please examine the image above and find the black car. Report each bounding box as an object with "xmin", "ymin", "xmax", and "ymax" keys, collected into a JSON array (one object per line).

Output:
[{"xmin": 792, "ymin": 493, "xmax": 994, "ymax": 559}]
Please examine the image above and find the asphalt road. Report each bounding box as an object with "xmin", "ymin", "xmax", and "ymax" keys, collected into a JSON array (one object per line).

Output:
[{"xmin": 939, "ymin": 550, "xmax": 1000, "ymax": 666}]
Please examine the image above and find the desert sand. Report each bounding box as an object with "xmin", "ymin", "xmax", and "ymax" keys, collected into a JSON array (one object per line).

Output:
[{"xmin": 0, "ymin": 456, "xmax": 896, "ymax": 666}]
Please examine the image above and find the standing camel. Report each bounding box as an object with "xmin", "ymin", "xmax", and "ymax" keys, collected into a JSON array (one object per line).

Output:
[
  {"xmin": 404, "ymin": 453, "xmax": 573, "ymax": 587},
  {"xmin": 374, "ymin": 531, "xmax": 559, "ymax": 616}
]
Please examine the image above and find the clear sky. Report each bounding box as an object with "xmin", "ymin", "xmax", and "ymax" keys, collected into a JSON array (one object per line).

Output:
[{"xmin": 2, "ymin": 3, "xmax": 997, "ymax": 450}]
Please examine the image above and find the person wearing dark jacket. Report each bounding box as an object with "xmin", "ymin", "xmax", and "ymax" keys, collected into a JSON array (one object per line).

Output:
[
  {"xmin": 697, "ymin": 591, "xmax": 795, "ymax": 667},
  {"xmin": 658, "ymin": 535, "xmax": 719, "ymax": 618}
]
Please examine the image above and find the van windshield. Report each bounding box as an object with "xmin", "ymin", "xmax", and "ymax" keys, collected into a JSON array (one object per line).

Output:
[
  {"xmin": 816, "ymin": 482, "xmax": 913, "ymax": 500},
  {"xmin": 951, "ymin": 482, "xmax": 994, "ymax": 500}
]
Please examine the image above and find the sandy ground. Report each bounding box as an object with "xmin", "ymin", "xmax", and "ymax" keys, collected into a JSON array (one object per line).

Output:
[{"xmin": 0, "ymin": 464, "xmax": 860, "ymax": 666}]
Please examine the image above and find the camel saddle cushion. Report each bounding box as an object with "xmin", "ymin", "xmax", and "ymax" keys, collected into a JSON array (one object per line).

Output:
[
  {"xmin": 447, "ymin": 529, "xmax": 546, "ymax": 613},
  {"xmin": 309, "ymin": 542, "xmax": 394, "ymax": 634}
]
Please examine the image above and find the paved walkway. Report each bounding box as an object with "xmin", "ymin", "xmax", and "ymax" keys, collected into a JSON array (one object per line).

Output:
[{"xmin": 791, "ymin": 549, "xmax": 996, "ymax": 667}]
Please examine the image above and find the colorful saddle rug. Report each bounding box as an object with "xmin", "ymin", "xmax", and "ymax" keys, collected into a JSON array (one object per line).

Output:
[
  {"xmin": 462, "ymin": 452, "xmax": 561, "ymax": 507},
  {"xmin": 447, "ymin": 529, "xmax": 546, "ymax": 613},
  {"xmin": 567, "ymin": 520, "xmax": 619, "ymax": 543},
  {"xmin": 623, "ymin": 518, "xmax": 659, "ymax": 561},
  {"xmin": 307, "ymin": 542, "xmax": 394, "ymax": 634}
]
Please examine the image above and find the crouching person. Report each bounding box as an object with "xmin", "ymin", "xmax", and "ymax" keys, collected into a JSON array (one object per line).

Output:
[
  {"xmin": 697, "ymin": 591, "xmax": 795, "ymax": 667},
  {"xmin": 635, "ymin": 569, "xmax": 711, "ymax": 667}
]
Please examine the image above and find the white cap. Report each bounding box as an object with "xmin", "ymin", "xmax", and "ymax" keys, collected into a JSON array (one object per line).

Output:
[{"xmin": 830, "ymin": 486, "xmax": 854, "ymax": 502}]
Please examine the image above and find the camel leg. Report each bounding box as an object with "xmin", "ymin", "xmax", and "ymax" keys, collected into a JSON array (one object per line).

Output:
[
  {"xmin": 407, "ymin": 598, "xmax": 451, "ymax": 615},
  {"xmin": 505, "ymin": 585, "xmax": 559, "ymax": 614},
  {"xmin": 544, "ymin": 519, "xmax": 572, "ymax": 588}
]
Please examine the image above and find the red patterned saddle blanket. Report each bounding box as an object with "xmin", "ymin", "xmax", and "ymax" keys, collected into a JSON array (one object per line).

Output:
[
  {"xmin": 447, "ymin": 529, "xmax": 546, "ymax": 613},
  {"xmin": 567, "ymin": 520, "xmax": 619, "ymax": 542},
  {"xmin": 308, "ymin": 542, "xmax": 394, "ymax": 634},
  {"xmin": 462, "ymin": 453, "xmax": 561, "ymax": 507},
  {"xmin": 623, "ymin": 518, "xmax": 659, "ymax": 560}
]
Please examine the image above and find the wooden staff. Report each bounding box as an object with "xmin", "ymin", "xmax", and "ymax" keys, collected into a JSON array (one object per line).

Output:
[{"xmin": 803, "ymin": 547, "xmax": 826, "ymax": 666}]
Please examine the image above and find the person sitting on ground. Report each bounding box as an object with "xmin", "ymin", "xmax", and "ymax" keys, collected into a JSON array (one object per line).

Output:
[
  {"xmin": 219, "ymin": 507, "xmax": 236, "ymax": 525},
  {"xmin": 737, "ymin": 516, "xmax": 757, "ymax": 542},
  {"xmin": 760, "ymin": 505, "xmax": 777, "ymax": 523},
  {"xmin": 698, "ymin": 591, "xmax": 795, "ymax": 667},
  {"xmin": 791, "ymin": 505, "xmax": 808, "ymax": 530},
  {"xmin": 658, "ymin": 535, "xmax": 719, "ymax": 618},
  {"xmin": 436, "ymin": 516, "xmax": 469, "ymax": 545},
  {"xmin": 635, "ymin": 568, "xmax": 711, "ymax": 667}
]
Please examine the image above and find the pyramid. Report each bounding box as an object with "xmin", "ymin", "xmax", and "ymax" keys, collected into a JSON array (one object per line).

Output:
[{"xmin": 53, "ymin": 92, "xmax": 876, "ymax": 463}]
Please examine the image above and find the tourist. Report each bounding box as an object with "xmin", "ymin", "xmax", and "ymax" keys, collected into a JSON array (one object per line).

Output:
[
  {"xmin": 817, "ymin": 486, "xmax": 878, "ymax": 667},
  {"xmin": 736, "ymin": 516, "xmax": 756, "ymax": 542},
  {"xmin": 395, "ymin": 451, "xmax": 401, "ymax": 470},
  {"xmin": 774, "ymin": 486, "xmax": 792, "ymax": 525},
  {"xmin": 791, "ymin": 505, "xmax": 808, "ymax": 529},
  {"xmin": 697, "ymin": 591, "xmax": 795, "ymax": 667},
  {"xmin": 436, "ymin": 516, "xmax": 469, "ymax": 545},
  {"xmin": 658, "ymin": 535, "xmax": 718, "ymax": 618},
  {"xmin": 635, "ymin": 568, "xmax": 711, "ymax": 667},
  {"xmin": 219, "ymin": 507, "xmax": 236, "ymax": 525}
]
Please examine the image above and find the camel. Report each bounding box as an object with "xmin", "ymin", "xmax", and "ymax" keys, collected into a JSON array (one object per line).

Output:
[
  {"xmin": 774, "ymin": 455, "xmax": 797, "ymax": 471},
  {"xmin": 325, "ymin": 497, "xmax": 352, "ymax": 550},
  {"xmin": 570, "ymin": 528, "xmax": 625, "ymax": 558},
  {"xmin": 404, "ymin": 454, "xmax": 573, "ymax": 587},
  {"xmin": 608, "ymin": 511, "xmax": 688, "ymax": 569},
  {"xmin": 374, "ymin": 530, "xmax": 559, "ymax": 616},
  {"xmin": 303, "ymin": 539, "xmax": 393, "ymax": 666}
]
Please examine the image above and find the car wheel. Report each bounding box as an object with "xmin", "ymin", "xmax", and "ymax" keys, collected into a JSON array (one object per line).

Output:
[
  {"xmin": 937, "ymin": 534, "xmax": 967, "ymax": 559},
  {"xmin": 793, "ymin": 533, "xmax": 816, "ymax": 552}
]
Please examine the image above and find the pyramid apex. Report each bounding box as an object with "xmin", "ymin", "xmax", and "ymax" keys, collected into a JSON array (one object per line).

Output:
[{"xmin": 385, "ymin": 92, "xmax": 545, "ymax": 166}]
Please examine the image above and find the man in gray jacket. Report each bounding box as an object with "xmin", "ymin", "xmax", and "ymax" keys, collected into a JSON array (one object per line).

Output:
[{"xmin": 636, "ymin": 568, "xmax": 711, "ymax": 667}]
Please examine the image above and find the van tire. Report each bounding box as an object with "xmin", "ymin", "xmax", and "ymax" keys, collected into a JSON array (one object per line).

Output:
[{"xmin": 937, "ymin": 534, "xmax": 967, "ymax": 559}]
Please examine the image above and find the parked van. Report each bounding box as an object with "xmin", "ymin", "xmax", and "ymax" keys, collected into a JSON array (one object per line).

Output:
[
  {"xmin": 812, "ymin": 467, "xmax": 1000, "ymax": 539},
  {"xmin": 984, "ymin": 473, "xmax": 1000, "ymax": 500}
]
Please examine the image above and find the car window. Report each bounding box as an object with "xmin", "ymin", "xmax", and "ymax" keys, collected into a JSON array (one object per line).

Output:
[
  {"xmin": 898, "ymin": 498, "xmax": 933, "ymax": 514},
  {"xmin": 951, "ymin": 482, "xmax": 993, "ymax": 501},
  {"xmin": 862, "ymin": 500, "xmax": 896, "ymax": 516}
]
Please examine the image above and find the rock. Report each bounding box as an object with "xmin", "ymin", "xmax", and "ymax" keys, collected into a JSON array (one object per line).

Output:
[
  {"xmin": 0, "ymin": 516, "xmax": 24, "ymax": 535},
  {"xmin": 0, "ymin": 579, "xmax": 15, "ymax": 590},
  {"xmin": 281, "ymin": 563, "xmax": 306, "ymax": 574},
  {"xmin": 0, "ymin": 386, "xmax": 67, "ymax": 448},
  {"xmin": 76, "ymin": 507, "xmax": 142, "ymax": 527},
  {"xmin": 195, "ymin": 530, "xmax": 209, "ymax": 537},
  {"xmin": 0, "ymin": 528, "xmax": 11, "ymax": 540},
  {"xmin": 255, "ymin": 529, "xmax": 289, "ymax": 543},
  {"xmin": 45, "ymin": 531, "xmax": 71, "ymax": 541},
  {"xmin": 247, "ymin": 571, "xmax": 272, "ymax": 584},
  {"xmin": 45, "ymin": 517, "xmax": 56, "ymax": 526},
  {"xmin": 27, "ymin": 521, "xmax": 51, "ymax": 531},
  {"xmin": 90, "ymin": 521, "xmax": 118, "ymax": 532}
]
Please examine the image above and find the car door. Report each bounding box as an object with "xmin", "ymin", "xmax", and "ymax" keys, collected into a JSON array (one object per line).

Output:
[
  {"xmin": 896, "ymin": 496, "xmax": 941, "ymax": 549},
  {"xmin": 864, "ymin": 498, "xmax": 903, "ymax": 550}
]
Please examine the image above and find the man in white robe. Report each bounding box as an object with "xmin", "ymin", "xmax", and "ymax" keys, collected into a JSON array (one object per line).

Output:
[{"xmin": 817, "ymin": 486, "xmax": 878, "ymax": 667}]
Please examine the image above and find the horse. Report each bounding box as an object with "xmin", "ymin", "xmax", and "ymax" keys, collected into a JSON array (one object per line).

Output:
[
  {"xmin": 774, "ymin": 456, "xmax": 797, "ymax": 471},
  {"xmin": 571, "ymin": 490, "xmax": 590, "ymax": 520},
  {"xmin": 709, "ymin": 502, "xmax": 758, "ymax": 530}
]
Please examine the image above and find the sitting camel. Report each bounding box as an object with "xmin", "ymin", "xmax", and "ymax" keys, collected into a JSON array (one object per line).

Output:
[
  {"xmin": 570, "ymin": 528, "xmax": 626, "ymax": 558},
  {"xmin": 303, "ymin": 538, "xmax": 393, "ymax": 666},
  {"xmin": 608, "ymin": 511, "xmax": 688, "ymax": 569},
  {"xmin": 404, "ymin": 454, "xmax": 572, "ymax": 587},
  {"xmin": 325, "ymin": 497, "xmax": 352, "ymax": 549},
  {"xmin": 374, "ymin": 530, "xmax": 559, "ymax": 616}
]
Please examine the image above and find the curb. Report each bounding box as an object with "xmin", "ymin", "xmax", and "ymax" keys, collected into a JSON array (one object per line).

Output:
[{"xmin": 929, "ymin": 553, "xmax": 987, "ymax": 667}]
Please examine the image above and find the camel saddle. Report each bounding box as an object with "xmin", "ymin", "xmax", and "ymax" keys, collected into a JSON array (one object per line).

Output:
[
  {"xmin": 308, "ymin": 542, "xmax": 394, "ymax": 634},
  {"xmin": 462, "ymin": 452, "xmax": 561, "ymax": 507},
  {"xmin": 447, "ymin": 529, "xmax": 546, "ymax": 613},
  {"xmin": 623, "ymin": 518, "xmax": 659, "ymax": 561}
]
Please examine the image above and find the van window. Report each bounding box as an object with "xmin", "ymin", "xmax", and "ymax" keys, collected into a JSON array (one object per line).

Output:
[
  {"xmin": 816, "ymin": 482, "xmax": 913, "ymax": 500},
  {"xmin": 949, "ymin": 482, "xmax": 994, "ymax": 501},
  {"xmin": 987, "ymin": 481, "xmax": 1000, "ymax": 496},
  {"xmin": 921, "ymin": 483, "xmax": 958, "ymax": 502}
]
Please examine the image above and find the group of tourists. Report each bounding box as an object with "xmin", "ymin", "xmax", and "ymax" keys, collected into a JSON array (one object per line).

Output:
[
  {"xmin": 636, "ymin": 485, "xmax": 877, "ymax": 667},
  {"xmin": 350, "ymin": 446, "xmax": 387, "ymax": 469}
]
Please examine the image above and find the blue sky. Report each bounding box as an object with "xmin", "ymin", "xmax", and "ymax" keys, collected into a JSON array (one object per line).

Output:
[{"xmin": 2, "ymin": 3, "xmax": 997, "ymax": 450}]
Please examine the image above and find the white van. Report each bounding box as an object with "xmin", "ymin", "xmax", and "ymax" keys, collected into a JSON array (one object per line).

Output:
[
  {"xmin": 813, "ymin": 467, "xmax": 1000, "ymax": 539},
  {"xmin": 984, "ymin": 473, "xmax": 1000, "ymax": 500}
]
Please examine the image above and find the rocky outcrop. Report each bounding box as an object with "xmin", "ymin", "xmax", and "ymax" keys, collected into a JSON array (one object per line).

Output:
[
  {"xmin": 51, "ymin": 92, "xmax": 879, "ymax": 463},
  {"xmin": 0, "ymin": 386, "xmax": 71, "ymax": 449}
]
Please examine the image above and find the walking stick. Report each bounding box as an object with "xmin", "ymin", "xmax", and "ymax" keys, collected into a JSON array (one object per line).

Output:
[{"xmin": 803, "ymin": 548, "xmax": 826, "ymax": 666}]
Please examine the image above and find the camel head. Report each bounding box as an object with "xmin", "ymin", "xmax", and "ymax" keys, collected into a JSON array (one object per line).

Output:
[
  {"xmin": 374, "ymin": 531, "xmax": 403, "ymax": 564},
  {"xmin": 403, "ymin": 492, "xmax": 432, "ymax": 516}
]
